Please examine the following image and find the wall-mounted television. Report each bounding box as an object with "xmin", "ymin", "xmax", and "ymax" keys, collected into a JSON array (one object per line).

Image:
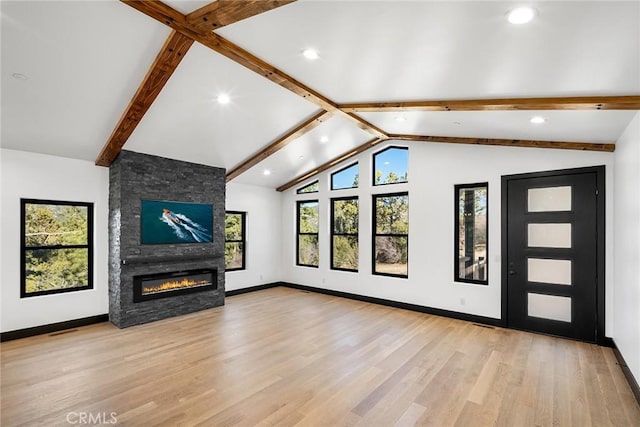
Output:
[{"xmin": 141, "ymin": 200, "xmax": 213, "ymax": 244}]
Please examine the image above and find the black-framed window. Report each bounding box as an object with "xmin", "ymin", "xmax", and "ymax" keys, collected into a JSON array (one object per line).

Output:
[
  {"xmin": 225, "ymin": 211, "xmax": 246, "ymax": 271},
  {"xmin": 455, "ymin": 183, "xmax": 488, "ymax": 284},
  {"xmin": 296, "ymin": 180, "xmax": 319, "ymax": 194},
  {"xmin": 331, "ymin": 163, "xmax": 359, "ymax": 190},
  {"xmin": 331, "ymin": 197, "xmax": 359, "ymax": 271},
  {"xmin": 21, "ymin": 199, "xmax": 93, "ymax": 298},
  {"xmin": 373, "ymin": 146, "xmax": 408, "ymax": 186},
  {"xmin": 373, "ymin": 192, "xmax": 408, "ymax": 277},
  {"xmin": 297, "ymin": 200, "xmax": 319, "ymax": 267}
]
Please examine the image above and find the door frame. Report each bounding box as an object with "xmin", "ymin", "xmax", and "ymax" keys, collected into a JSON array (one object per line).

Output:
[{"xmin": 500, "ymin": 165, "xmax": 607, "ymax": 344}]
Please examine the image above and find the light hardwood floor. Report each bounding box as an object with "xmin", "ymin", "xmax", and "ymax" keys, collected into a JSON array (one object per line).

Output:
[{"xmin": 2, "ymin": 287, "xmax": 639, "ymax": 426}]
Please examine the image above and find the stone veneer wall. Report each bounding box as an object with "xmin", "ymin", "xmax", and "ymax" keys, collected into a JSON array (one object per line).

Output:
[{"xmin": 109, "ymin": 151, "xmax": 225, "ymax": 328}]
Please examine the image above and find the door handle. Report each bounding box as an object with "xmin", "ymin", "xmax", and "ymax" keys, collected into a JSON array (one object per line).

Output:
[{"xmin": 509, "ymin": 270, "xmax": 516, "ymax": 276}]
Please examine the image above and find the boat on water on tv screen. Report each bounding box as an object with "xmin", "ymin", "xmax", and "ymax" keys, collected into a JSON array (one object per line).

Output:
[{"xmin": 141, "ymin": 200, "xmax": 213, "ymax": 244}]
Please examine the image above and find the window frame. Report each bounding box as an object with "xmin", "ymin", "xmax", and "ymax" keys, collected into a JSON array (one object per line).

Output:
[
  {"xmin": 330, "ymin": 196, "xmax": 359, "ymax": 272},
  {"xmin": 225, "ymin": 210, "xmax": 246, "ymax": 272},
  {"xmin": 20, "ymin": 198, "xmax": 94, "ymax": 298},
  {"xmin": 372, "ymin": 146, "xmax": 409, "ymax": 187},
  {"xmin": 330, "ymin": 162, "xmax": 359, "ymax": 191},
  {"xmin": 454, "ymin": 182, "xmax": 489, "ymax": 285},
  {"xmin": 372, "ymin": 191, "xmax": 409, "ymax": 278},
  {"xmin": 296, "ymin": 199, "xmax": 320, "ymax": 268},
  {"xmin": 296, "ymin": 180, "xmax": 319, "ymax": 194}
]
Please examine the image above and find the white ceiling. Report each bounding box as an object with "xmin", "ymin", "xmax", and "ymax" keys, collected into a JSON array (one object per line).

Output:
[
  {"xmin": 360, "ymin": 110, "xmax": 638, "ymax": 144},
  {"xmin": 2, "ymin": 1, "xmax": 639, "ymax": 189},
  {"xmin": 1, "ymin": 0, "xmax": 170, "ymax": 160},
  {"xmin": 218, "ymin": 0, "xmax": 640, "ymax": 102}
]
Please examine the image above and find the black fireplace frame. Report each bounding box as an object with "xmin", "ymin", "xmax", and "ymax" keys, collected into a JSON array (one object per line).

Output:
[{"xmin": 133, "ymin": 268, "xmax": 217, "ymax": 303}]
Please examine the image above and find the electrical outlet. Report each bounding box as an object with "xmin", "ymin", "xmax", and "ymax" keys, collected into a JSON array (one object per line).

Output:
[
  {"xmin": 460, "ymin": 297, "xmax": 466, "ymax": 306},
  {"xmin": 260, "ymin": 274, "xmax": 263, "ymax": 281},
  {"xmin": 322, "ymin": 278, "xmax": 326, "ymax": 284}
]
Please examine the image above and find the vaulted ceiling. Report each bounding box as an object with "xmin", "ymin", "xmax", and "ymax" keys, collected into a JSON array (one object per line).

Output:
[{"xmin": 2, "ymin": 0, "xmax": 639, "ymax": 191}]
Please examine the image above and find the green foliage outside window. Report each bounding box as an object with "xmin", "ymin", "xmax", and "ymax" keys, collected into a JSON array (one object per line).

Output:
[
  {"xmin": 298, "ymin": 235, "xmax": 319, "ymax": 266},
  {"xmin": 22, "ymin": 201, "xmax": 92, "ymax": 296},
  {"xmin": 374, "ymin": 194, "xmax": 408, "ymax": 276},
  {"xmin": 225, "ymin": 213, "xmax": 243, "ymax": 240},
  {"xmin": 332, "ymin": 198, "xmax": 358, "ymax": 271},
  {"xmin": 298, "ymin": 201, "xmax": 319, "ymax": 266},
  {"xmin": 375, "ymin": 195, "xmax": 409, "ymax": 235},
  {"xmin": 374, "ymin": 170, "xmax": 408, "ymax": 186},
  {"xmin": 296, "ymin": 181, "xmax": 319, "ymax": 194},
  {"xmin": 298, "ymin": 202, "xmax": 319, "ymax": 233},
  {"xmin": 225, "ymin": 212, "xmax": 245, "ymax": 270},
  {"xmin": 456, "ymin": 185, "xmax": 488, "ymax": 283}
]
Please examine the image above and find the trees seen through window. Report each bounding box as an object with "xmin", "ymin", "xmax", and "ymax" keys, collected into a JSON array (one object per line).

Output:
[
  {"xmin": 373, "ymin": 193, "xmax": 408, "ymax": 277},
  {"xmin": 21, "ymin": 199, "xmax": 93, "ymax": 297},
  {"xmin": 297, "ymin": 201, "xmax": 319, "ymax": 267},
  {"xmin": 331, "ymin": 197, "xmax": 358, "ymax": 271},
  {"xmin": 225, "ymin": 211, "xmax": 246, "ymax": 271},
  {"xmin": 297, "ymin": 181, "xmax": 319, "ymax": 194},
  {"xmin": 331, "ymin": 163, "xmax": 359, "ymax": 190},
  {"xmin": 455, "ymin": 184, "xmax": 488, "ymax": 284},
  {"xmin": 373, "ymin": 147, "xmax": 408, "ymax": 185}
]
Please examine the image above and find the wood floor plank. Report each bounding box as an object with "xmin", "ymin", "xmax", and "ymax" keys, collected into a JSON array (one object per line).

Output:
[
  {"xmin": 394, "ymin": 402, "xmax": 428, "ymax": 426},
  {"xmin": 1, "ymin": 287, "xmax": 639, "ymax": 426},
  {"xmin": 552, "ymin": 339, "xmax": 572, "ymax": 426},
  {"xmin": 354, "ymin": 365, "xmax": 427, "ymax": 426},
  {"xmin": 580, "ymin": 343, "xmax": 615, "ymax": 426}
]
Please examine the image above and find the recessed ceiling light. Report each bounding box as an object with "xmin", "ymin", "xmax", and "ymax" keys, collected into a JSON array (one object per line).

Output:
[
  {"xmin": 302, "ymin": 48, "xmax": 319, "ymax": 60},
  {"xmin": 263, "ymin": 169, "xmax": 271, "ymax": 176},
  {"xmin": 530, "ymin": 116, "xmax": 546, "ymax": 124},
  {"xmin": 508, "ymin": 7, "xmax": 536, "ymax": 24},
  {"xmin": 320, "ymin": 136, "xmax": 329, "ymax": 143},
  {"xmin": 394, "ymin": 116, "xmax": 407, "ymax": 122},
  {"xmin": 216, "ymin": 93, "xmax": 230, "ymax": 104},
  {"xmin": 453, "ymin": 121, "xmax": 462, "ymax": 125},
  {"xmin": 299, "ymin": 155, "xmax": 304, "ymax": 160},
  {"xmin": 11, "ymin": 73, "xmax": 27, "ymax": 80}
]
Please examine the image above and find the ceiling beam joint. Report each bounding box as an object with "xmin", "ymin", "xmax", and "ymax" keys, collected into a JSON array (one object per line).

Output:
[{"xmin": 226, "ymin": 110, "xmax": 333, "ymax": 181}]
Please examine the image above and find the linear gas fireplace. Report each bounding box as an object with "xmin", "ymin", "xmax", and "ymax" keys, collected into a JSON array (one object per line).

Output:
[{"xmin": 133, "ymin": 268, "xmax": 217, "ymax": 303}]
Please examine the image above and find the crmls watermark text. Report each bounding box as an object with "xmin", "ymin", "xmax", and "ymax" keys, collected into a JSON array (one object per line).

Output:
[{"xmin": 66, "ymin": 412, "xmax": 117, "ymax": 425}]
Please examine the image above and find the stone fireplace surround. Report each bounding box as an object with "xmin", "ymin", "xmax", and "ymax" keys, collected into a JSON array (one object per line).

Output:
[{"xmin": 109, "ymin": 151, "xmax": 225, "ymax": 328}]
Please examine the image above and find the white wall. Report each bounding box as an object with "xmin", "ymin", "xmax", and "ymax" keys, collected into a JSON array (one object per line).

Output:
[
  {"xmin": 281, "ymin": 141, "xmax": 614, "ymax": 328},
  {"xmin": 613, "ymin": 112, "xmax": 640, "ymax": 382},
  {"xmin": 225, "ymin": 182, "xmax": 282, "ymax": 291},
  {"xmin": 1, "ymin": 149, "xmax": 109, "ymax": 332}
]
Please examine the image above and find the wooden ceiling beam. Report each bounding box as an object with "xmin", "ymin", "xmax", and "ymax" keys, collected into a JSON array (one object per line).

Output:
[
  {"xmin": 187, "ymin": 1, "xmax": 296, "ymax": 35},
  {"xmin": 226, "ymin": 110, "xmax": 332, "ymax": 181},
  {"xmin": 95, "ymin": 30, "xmax": 193, "ymax": 166},
  {"xmin": 276, "ymin": 133, "xmax": 615, "ymax": 191},
  {"xmin": 388, "ymin": 134, "xmax": 616, "ymax": 152},
  {"xmin": 339, "ymin": 95, "xmax": 640, "ymax": 112},
  {"xmin": 276, "ymin": 137, "xmax": 385, "ymax": 192}
]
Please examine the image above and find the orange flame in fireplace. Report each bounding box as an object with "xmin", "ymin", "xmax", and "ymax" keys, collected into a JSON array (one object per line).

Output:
[{"xmin": 143, "ymin": 278, "xmax": 210, "ymax": 295}]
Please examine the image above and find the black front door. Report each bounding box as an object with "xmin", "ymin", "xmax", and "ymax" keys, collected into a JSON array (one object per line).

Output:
[{"xmin": 503, "ymin": 167, "xmax": 603, "ymax": 342}]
